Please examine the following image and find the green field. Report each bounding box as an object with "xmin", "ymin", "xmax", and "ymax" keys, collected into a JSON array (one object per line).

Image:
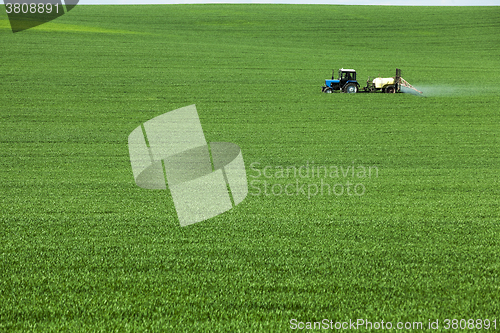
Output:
[{"xmin": 1, "ymin": 4, "xmax": 499, "ymax": 331}]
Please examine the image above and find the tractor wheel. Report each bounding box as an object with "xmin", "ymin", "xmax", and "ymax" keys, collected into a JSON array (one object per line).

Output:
[
  {"xmin": 386, "ymin": 85, "xmax": 396, "ymax": 93},
  {"xmin": 324, "ymin": 88, "xmax": 333, "ymax": 93},
  {"xmin": 343, "ymin": 84, "xmax": 357, "ymax": 93}
]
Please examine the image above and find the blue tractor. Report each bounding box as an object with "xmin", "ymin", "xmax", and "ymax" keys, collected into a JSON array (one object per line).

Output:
[{"xmin": 321, "ymin": 68, "xmax": 360, "ymax": 93}]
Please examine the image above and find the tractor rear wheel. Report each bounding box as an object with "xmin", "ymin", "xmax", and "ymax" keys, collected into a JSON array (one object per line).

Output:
[
  {"xmin": 344, "ymin": 84, "xmax": 357, "ymax": 93},
  {"xmin": 386, "ymin": 85, "xmax": 396, "ymax": 93}
]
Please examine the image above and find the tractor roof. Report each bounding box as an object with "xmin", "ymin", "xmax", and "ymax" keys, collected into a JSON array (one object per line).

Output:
[{"xmin": 340, "ymin": 68, "xmax": 356, "ymax": 72}]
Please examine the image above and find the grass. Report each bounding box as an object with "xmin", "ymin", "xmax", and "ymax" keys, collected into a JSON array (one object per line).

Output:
[{"xmin": 1, "ymin": 4, "xmax": 499, "ymax": 331}]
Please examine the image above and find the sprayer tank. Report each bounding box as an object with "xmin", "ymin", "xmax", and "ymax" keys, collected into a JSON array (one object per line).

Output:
[{"xmin": 372, "ymin": 77, "xmax": 395, "ymax": 89}]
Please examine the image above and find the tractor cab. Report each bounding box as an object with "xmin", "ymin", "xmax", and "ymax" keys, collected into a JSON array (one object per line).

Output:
[
  {"xmin": 339, "ymin": 69, "xmax": 356, "ymax": 82},
  {"xmin": 322, "ymin": 68, "xmax": 359, "ymax": 93}
]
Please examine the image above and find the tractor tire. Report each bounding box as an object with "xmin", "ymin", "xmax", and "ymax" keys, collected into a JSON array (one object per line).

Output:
[
  {"xmin": 324, "ymin": 88, "xmax": 333, "ymax": 93},
  {"xmin": 386, "ymin": 85, "xmax": 396, "ymax": 93},
  {"xmin": 343, "ymin": 84, "xmax": 357, "ymax": 93}
]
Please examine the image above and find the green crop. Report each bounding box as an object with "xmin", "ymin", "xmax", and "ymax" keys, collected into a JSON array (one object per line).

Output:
[{"xmin": 1, "ymin": 4, "xmax": 499, "ymax": 331}]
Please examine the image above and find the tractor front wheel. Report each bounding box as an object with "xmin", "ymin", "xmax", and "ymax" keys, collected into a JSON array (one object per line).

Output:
[
  {"xmin": 343, "ymin": 84, "xmax": 357, "ymax": 93},
  {"xmin": 323, "ymin": 88, "xmax": 333, "ymax": 93}
]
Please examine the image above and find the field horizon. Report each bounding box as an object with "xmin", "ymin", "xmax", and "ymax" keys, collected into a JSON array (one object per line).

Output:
[{"xmin": 1, "ymin": 4, "xmax": 499, "ymax": 331}]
